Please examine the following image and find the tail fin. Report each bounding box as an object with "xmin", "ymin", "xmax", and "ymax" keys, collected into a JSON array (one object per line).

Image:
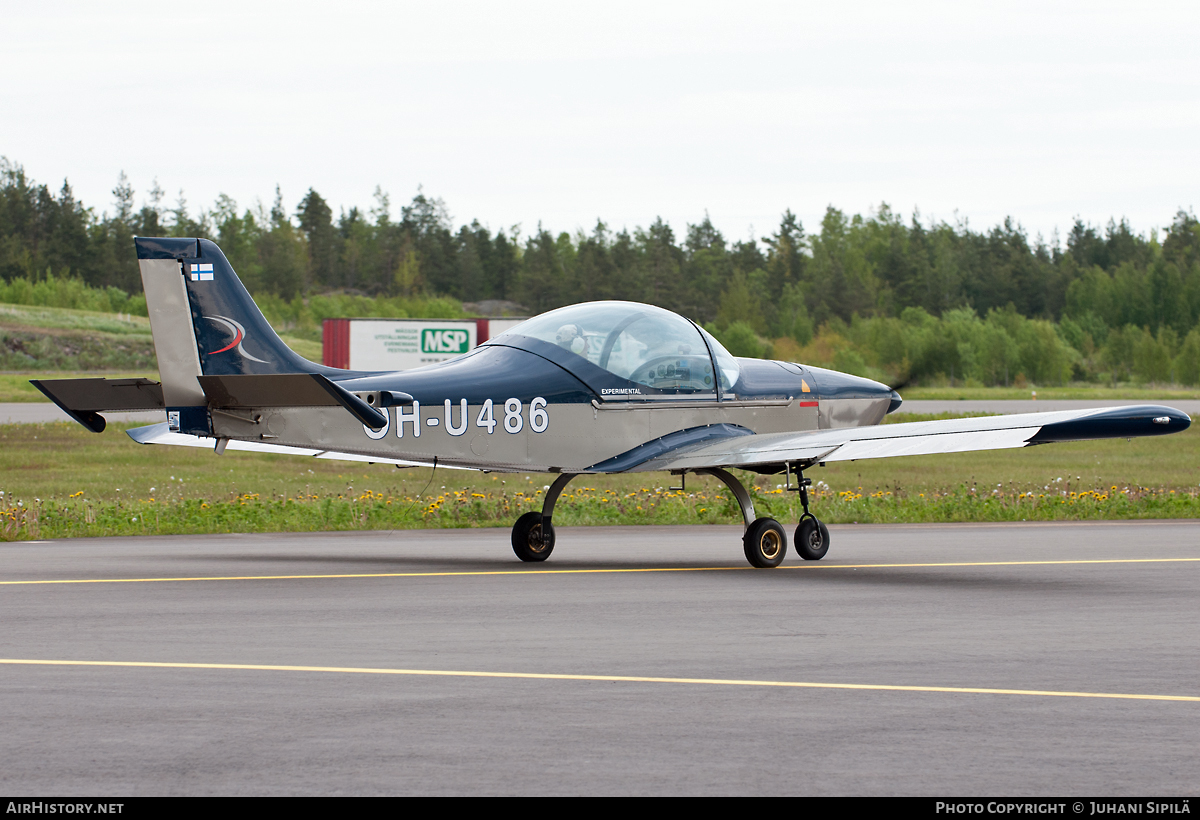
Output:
[
  {"xmin": 136, "ymin": 237, "xmax": 341, "ymax": 385},
  {"xmin": 135, "ymin": 237, "xmax": 342, "ymax": 433}
]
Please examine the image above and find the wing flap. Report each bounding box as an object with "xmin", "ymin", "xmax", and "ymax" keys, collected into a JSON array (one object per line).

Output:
[{"xmin": 823, "ymin": 427, "xmax": 1033, "ymax": 461}]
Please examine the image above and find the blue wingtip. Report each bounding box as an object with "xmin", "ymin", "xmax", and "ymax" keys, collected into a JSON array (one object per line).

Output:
[{"xmin": 1029, "ymin": 405, "xmax": 1191, "ymax": 443}]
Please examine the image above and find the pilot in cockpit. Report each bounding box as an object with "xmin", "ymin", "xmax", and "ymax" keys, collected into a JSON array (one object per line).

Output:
[{"xmin": 555, "ymin": 323, "xmax": 589, "ymax": 356}]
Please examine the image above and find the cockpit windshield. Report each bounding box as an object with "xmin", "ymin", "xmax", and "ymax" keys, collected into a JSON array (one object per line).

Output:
[{"xmin": 494, "ymin": 301, "xmax": 740, "ymax": 393}]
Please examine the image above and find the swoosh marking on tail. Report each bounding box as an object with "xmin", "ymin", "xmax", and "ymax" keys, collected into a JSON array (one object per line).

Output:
[{"xmin": 204, "ymin": 316, "xmax": 271, "ymax": 364}]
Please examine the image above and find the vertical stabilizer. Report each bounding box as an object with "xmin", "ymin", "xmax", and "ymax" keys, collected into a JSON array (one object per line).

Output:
[{"xmin": 135, "ymin": 237, "xmax": 343, "ymax": 435}]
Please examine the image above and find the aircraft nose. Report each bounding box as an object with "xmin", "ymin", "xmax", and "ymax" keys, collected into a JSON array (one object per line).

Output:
[
  {"xmin": 1161, "ymin": 408, "xmax": 1191, "ymax": 431},
  {"xmin": 888, "ymin": 390, "xmax": 903, "ymax": 414},
  {"xmin": 803, "ymin": 366, "xmax": 895, "ymax": 404}
]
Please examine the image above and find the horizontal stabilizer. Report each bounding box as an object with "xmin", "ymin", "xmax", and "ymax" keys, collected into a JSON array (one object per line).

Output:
[
  {"xmin": 197, "ymin": 374, "xmax": 340, "ymax": 407},
  {"xmin": 197, "ymin": 373, "xmax": 387, "ymax": 429},
  {"xmin": 30, "ymin": 378, "xmax": 164, "ymax": 433}
]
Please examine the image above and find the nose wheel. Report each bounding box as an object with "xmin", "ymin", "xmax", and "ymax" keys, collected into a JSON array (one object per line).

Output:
[
  {"xmin": 794, "ymin": 516, "xmax": 830, "ymax": 560},
  {"xmin": 791, "ymin": 473, "xmax": 830, "ymax": 561}
]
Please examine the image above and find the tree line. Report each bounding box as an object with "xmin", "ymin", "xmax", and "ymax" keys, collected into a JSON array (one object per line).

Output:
[{"xmin": 2, "ymin": 157, "xmax": 1198, "ymax": 385}]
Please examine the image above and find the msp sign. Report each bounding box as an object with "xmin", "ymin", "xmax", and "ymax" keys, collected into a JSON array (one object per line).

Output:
[
  {"xmin": 322, "ymin": 317, "xmax": 527, "ymax": 371},
  {"xmin": 338, "ymin": 320, "xmax": 477, "ymax": 371},
  {"xmin": 422, "ymin": 328, "xmax": 470, "ymax": 354}
]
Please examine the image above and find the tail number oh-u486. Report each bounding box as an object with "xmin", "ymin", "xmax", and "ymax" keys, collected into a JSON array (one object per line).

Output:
[{"xmin": 364, "ymin": 398, "xmax": 549, "ymax": 440}]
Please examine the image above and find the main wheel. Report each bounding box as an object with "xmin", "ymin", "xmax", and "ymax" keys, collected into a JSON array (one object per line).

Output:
[
  {"xmin": 743, "ymin": 517, "xmax": 787, "ymax": 568},
  {"xmin": 794, "ymin": 516, "xmax": 830, "ymax": 561},
  {"xmin": 512, "ymin": 511, "xmax": 555, "ymax": 562}
]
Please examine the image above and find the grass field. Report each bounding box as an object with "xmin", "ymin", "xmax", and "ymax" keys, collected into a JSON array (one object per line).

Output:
[
  {"xmin": 0, "ymin": 371, "xmax": 161, "ymax": 402},
  {"xmin": 1, "ymin": 416, "xmax": 1196, "ymax": 541},
  {"xmin": 0, "ymin": 303, "xmax": 150, "ymax": 335}
]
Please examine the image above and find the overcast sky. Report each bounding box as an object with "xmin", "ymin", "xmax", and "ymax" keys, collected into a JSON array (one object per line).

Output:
[{"xmin": 3, "ymin": 0, "xmax": 1197, "ymax": 244}]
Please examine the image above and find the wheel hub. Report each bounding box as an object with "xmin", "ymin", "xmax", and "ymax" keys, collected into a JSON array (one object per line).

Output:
[
  {"xmin": 527, "ymin": 526, "xmax": 548, "ymax": 553},
  {"xmin": 760, "ymin": 530, "xmax": 782, "ymax": 560}
]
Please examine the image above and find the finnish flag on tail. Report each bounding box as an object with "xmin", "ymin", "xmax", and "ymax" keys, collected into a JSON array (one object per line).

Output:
[{"xmin": 190, "ymin": 263, "xmax": 214, "ymax": 281}]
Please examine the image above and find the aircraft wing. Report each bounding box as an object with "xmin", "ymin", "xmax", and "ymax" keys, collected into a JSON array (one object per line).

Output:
[
  {"xmin": 126, "ymin": 423, "xmax": 475, "ymax": 470},
  {"xmin": 626, "ymin": 405, "xmax": 1191, "ymax": 473}
]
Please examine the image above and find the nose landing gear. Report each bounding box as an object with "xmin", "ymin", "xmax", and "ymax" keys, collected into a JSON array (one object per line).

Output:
[
  {"xmin": 791, "ymin": 472, "xmax": 831, "ymax": 561},
  {"xmin": 795, "ymin": 516, "xmax": 830, "ymax": 560}
]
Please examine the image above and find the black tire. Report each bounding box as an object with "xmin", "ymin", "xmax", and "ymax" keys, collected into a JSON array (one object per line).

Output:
[
  {"xmin": 743, "ymin": 517, "xmax": 787, "ymax": 568},
  {"xmin": 512, "ymin": 511, "xmax": 554, "ymax": 562},
  {"xmin": 794, "ymin": 517, "xmax": 830, "ymax": 561}
]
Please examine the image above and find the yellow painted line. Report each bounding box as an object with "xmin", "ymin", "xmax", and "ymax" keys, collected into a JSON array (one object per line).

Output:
[
  {"xmin": 0, "ymin": 658, "xmax": 1196, "ymax": 703},
  {"xmin": 0, "ymin": 567, "xmax": 746, "ymax": 585},
  {"xmin": 1, "ymin": 557, "xmax": 1198, "ymax": 586}
]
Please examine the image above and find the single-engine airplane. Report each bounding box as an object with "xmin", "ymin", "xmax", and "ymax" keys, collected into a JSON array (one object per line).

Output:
[{"xmin": 33, "ymin": 237, "xmax": 1192, "ymax": 567}]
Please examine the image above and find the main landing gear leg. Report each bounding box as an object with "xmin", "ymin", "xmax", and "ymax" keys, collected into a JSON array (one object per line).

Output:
[
  {"xmin": 511, "ymin": 472, "xmax": 579, "ymax": 562},
  {"xmin": 696, "ymin": 467, "xmax": 787, "ymax": 569},
  {"xmin": 792, "ymin": 474, "xmax": 830, "ymax": 561}
]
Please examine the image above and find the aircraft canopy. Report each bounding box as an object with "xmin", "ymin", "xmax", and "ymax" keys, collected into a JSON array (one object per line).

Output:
[{"xmin": 494, "ymin": 301, "xmax": 740, "ymax": 392}]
